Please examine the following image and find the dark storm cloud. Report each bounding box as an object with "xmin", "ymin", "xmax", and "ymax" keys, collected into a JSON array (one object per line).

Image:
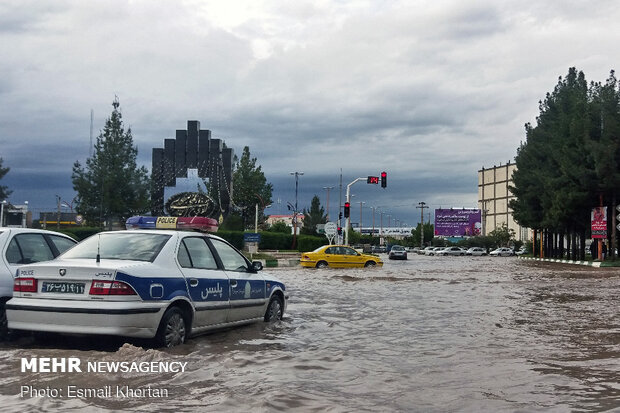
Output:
[{"xmin": 2, "ymin": 0, "xmax": 620, "ymax": 225}]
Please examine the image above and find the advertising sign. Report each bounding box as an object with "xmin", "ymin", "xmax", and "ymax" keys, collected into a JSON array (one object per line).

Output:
[
  {"xmin": 243, "ymin": 232, "xmax": 261, "ymax": 243},
  {"xmin": 591, "ymin": 207, "xmax": 607, "ymax": 239},
  {"xmin": 434, "ymin": 209, "xmax": 482, "ymax": 236}
]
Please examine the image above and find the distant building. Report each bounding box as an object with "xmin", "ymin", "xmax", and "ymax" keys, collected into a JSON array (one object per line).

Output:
[
  {"xmin": 478, "ymin": 162, "xmax": 529, "ymax": 241},
  {"xmin": 2, "ymin": 203, "xmax": 31, "ymax": 228}
]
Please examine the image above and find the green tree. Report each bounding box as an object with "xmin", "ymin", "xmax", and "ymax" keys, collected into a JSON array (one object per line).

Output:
[
  {"xmin": 301, "ymin": 195, "xmax": 327, "ymax": 235},
  {"xmin": 411, "ymin": 222, "xmax": 434, "ymax": 247},
  {"xmin": 268, "ymin": 221, "xmax": 291, "ymax": 234},
  {"xmin": 72, "ymin": 98, "xmax": 150, "ymax": 228},
  {"xmin": 0, "ymin": 158, "xmax": 11, "ymax": 201},
  {"xmin": 488, "ymin": 223, "xmax": 516, "ymax": 248},
  {"xmin": 510, "ymin": 67, "xmax": 611, "ymax": 259},
  {"xmin": 232, "ymin": 146, "xmax": 273, "ymax": 230}
]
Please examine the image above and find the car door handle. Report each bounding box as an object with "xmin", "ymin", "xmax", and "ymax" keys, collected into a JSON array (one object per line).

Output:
[
  {"xmin": 189, "ymin": 279, "xmax": 199, "ymax": 287},
  {"xmin": 231, "ymin": 280, "xmax": 237, "ymax": 288}
]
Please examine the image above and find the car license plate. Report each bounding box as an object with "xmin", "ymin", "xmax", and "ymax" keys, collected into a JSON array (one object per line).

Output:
[{"xmin": 42, "ymin": 282, "xmax": 85, "ymax": 294}]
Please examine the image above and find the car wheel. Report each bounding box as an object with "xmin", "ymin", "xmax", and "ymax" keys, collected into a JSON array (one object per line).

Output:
[
  {"xmin": 155, "ymin": 307, "xmax": 187, "ymax": 348},
  {"xmin": 316, "ymin": 261, "xmax": 328, "ymax": 269},
  {"xmin": 264, "ymin": 296, "xmax": 284, "ymax": 322},
  {"xmin": 364, "ymin": 261, "xmax": 376, "ymax": 267}
]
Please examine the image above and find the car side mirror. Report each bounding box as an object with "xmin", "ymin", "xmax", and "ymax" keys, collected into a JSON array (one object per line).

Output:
[{"xmin": 251, "ymin": 261, "xmax": 263, "ymax": 272}]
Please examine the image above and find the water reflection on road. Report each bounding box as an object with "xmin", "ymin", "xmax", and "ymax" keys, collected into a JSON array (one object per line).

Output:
[{"xmin": 0, "ymin": 256, "xmax": 618, "ymax": 412}]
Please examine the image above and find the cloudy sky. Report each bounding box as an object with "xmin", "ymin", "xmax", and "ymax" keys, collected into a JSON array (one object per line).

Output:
[{"xmin": 1, "ymin": 0, "xmax": 618, "ymax": 227}]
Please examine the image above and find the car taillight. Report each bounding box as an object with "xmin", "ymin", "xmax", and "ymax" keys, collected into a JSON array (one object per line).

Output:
[
  {"xmin": 14, "ymin": 277, "xmax": 38, "ymax": 293},
  {"xmin": 89, "ymin": 281, "xmax": 137, "ymax": 296}
]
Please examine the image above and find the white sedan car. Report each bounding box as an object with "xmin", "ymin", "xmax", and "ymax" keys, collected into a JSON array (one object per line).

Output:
[
  {"xmin": 465, "ymin": 247, "xmax": 487, "ymax": 256},
  {"xmin": 489, "ymin": 247, "xmax": 515, "ymax": 257},
  {"xmin": 425, "ymin": 247, "xmax": 445, "ymax": 256},
  {"xmin": 0, "ymin": 228, "xmax": 77, "ymax": 339},
  {"xmin": 437, "ymin": 246, "xmax": 466, "ymax": 256},
  {"xmin": 7, "ymin": 230, "xmax": 287, "ymax": 347}
]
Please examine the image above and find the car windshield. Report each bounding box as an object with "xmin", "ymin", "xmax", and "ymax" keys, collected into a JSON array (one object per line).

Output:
[
  {"xmin": 392, "ymin": 246, "xmax": 404, "ymax": 251},
  {"xmin": 62, "ymin": 233, "xmax": 171, "ymax": 262}
]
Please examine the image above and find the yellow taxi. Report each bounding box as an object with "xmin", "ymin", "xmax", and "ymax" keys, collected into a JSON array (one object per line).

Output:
[{"xmin": 300, "ymin": 245, "xmax": 383, "ymax": 269}]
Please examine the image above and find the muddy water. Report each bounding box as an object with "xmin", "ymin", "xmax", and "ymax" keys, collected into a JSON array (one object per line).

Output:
[{"xmin": 0, "ymin": 256, "xmax": 618, "ymax": 412}]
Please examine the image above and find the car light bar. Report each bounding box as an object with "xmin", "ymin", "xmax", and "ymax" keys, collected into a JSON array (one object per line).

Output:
[
  {"xmin": 14, "ymin": 277, "xmax": 38, "ymax": 293},
  {"xmin": 89, "ymin": 281, "xmax": 137, "ymax": 295},
  {"xmin": 126, "ymin": 216, "xmax": 218, "ymax": 232}
]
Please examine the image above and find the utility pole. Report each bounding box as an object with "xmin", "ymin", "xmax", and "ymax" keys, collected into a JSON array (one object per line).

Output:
[
  {"xmin": 290, "ymin": 172, "xmax": 304, "ymax": 249},
  {"xmin": 323, "ymin": 186, "xmax": 334, "ymax": 221},
  {"xmin": 417, "ymin": 201, "xmax": 428, "ymax": 247},
  {"xmin": 339, "ymin": 170, "xmax": 342, "ymax": 243},
  {"xmin": 56, "ymin": 195, "xmax": 61, "ymax": 229}
]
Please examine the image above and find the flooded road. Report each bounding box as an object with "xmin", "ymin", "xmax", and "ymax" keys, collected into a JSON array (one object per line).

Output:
[{"xmin": 0, "ymin": 255, "xmax": 618, "ymax": 412}]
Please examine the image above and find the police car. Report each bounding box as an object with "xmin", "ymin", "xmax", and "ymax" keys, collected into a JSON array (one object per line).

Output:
[{"xmin": 6, "ymin": 228, "xmax": 287, "ymax": 347}]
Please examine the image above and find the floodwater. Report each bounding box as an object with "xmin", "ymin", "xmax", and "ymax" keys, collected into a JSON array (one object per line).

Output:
[{"xmin": 0, "ymin": 255, "xmax": 618, "ymax": 412}]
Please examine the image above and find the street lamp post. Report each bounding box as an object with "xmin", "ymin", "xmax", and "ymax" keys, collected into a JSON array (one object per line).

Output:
[
  {"xmin": 290, "ymin": 172, "xmax": 304, "ymax": 249},
  {"xmin": 416, "ymin": 201, "xmax": 428, "ymax": 247},
  {"xmin": 370, "ymin": 206, "xmax": 376, "ymax": 236},
  {"xmin": 358, "ymin": 201, "xmax": 365, "ymax": 236}
]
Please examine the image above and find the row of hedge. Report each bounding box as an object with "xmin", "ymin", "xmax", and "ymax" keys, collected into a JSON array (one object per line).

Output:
[
  {"xmin": 217, "ymin": 230, "xmax": 326, "ymax": 252},
  {"xmin": 54, "ymin": 227, "xmax": 327, "ymax": 252}
]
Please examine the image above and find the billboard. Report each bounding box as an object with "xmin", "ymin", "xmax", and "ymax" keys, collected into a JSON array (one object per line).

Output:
[
  {"xmin": 591, "ymin": 207, "xmax": 607, "ymax": 239},
  {"xmin": 434, "ymin": 209, "xmax": 482, "ymax": 237}
]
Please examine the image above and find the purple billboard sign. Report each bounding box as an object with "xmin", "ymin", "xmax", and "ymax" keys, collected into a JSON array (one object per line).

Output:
[{"xmin": 434, "ymin": 209, "xmax": 482, "ymax": 236}]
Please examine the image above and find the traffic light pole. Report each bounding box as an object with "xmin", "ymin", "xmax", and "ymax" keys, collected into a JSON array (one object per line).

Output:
[{"xmin": 345, "ymin": 177, "xmax": 366, "ymax": 245}]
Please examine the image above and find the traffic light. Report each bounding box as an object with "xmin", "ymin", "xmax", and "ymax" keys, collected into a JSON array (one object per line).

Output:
[
  {"xmin": 339, "ymin": 212, "xmax": 343, "ymax": 220},
  {"xmin": 344, "ymin": 202, "xmax": 350, "ymax": 218},
  {"xmin": 337, "ymin": 227, "xmax": 342, "ymax": 235},
  {"xmin": 381, "ymin": 171, "xmax": 387, "ymax": 188}
]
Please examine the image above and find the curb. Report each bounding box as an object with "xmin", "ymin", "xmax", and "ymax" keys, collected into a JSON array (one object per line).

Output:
[{"xmin": 518, "ymin": 256, "xmax": 602, "ymax": 268}]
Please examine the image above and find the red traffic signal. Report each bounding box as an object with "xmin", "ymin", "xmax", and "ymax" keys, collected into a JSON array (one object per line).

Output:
[
  {"xmin": 344, "ymin": 202, "xmax": 351, "ymax": 218},
  {"xmin": 367, "ymin": 176, "xmax": 379, "ymax": 184},
  {"xmin": 381, "ymin": 171, "xmax": 387, "ymax": 188}
]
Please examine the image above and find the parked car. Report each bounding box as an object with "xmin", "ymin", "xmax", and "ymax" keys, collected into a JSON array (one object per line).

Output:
[
  {"xmin": 437, "ymin": 246, "xmax": 466, "ymax": 256},
  {"xmin": 425, "ymin": 247, "xmax": 445, "ymax": 256},
  {"xmin": 301, "ymin": 245, "xmax": 383, "ymax": 268},
  {"xmin": 0, "ymin": 228, "xmax": 77, "ymax": 339},
  {"xmin": 7, "ymin": 230, "xmax": 287, "ymax": 347},
  {"xmin": 388, "ymin": 245, "xmax": 407, "ymax": 260},
  {"xmin": 371, "ymin": 245, "xmax": 387, "ymax": 254},
  {"xmin": 419, "ymin": 246, "xmax": 434, "ymax": 255},
  {"xmin": 490, "ymin": 247, "xmax": 515, "ymax": 257},
  {"xmin": 515, "ymin": 247, "xmax": 527, "ymax": 256},
  {"xmin": 465, "ymin": 247, "xmax": 487, "ymax": 256}
]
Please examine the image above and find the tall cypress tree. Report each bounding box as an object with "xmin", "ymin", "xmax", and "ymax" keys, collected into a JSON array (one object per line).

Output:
[
  {"xmin": 72, "ymin": 98, "xmax": 150, "ymax": 228},
  {"xmin": 301, "ymin": 195, "xmax": 327, "ymax": 235},
  {"xmin": 511, "ymin": 68, "xmax": 620, "ymax": 259},
  {"xmin": 231, "ymin": 146, "xmax": 273, "ymax": 229}
]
